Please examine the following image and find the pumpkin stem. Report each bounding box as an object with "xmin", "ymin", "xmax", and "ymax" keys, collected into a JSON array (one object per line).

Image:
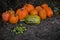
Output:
[
  {"xmin": 5, "ymin": 11, "xmax": 8, "ymax": 13},
  {"xmin": 10, "ymin": 9, "xmax": 13, "ymax": 11},
  {"xmin": 8, "ymin": 8, "xmax": 15, "ymax": 15},
  {"xmin": 9, "ymin": 8, "xmax": 13, "ymax": 10},
  {"xmin": 25, "ymin": 4, "xmax": 28, "ymax": 6}
]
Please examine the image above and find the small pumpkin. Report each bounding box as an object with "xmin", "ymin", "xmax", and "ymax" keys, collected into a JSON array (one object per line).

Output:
[
  {"xmin": 23, "ymin": 4, "xmax": 34, "ymax": 12},
  {"xmin": 16, "ymin": 8, "xmax": 28, "ymax": 20},
  {"xmin": 42, "ymin": 4, "xmax": 53, "ymax": 17},
  {"xmin": 30, "ymin": 9, "xmax": 38, "ymax": 15},
  {"xmin": 46, "ymin": 7, "xmax": 53, "ymax": 17},
  {"xmin": 42, "ymin": 6, "xmax": 53, "ymax": 17},
  {"xmin": 35, "ymin": 6, "xmax": 42, "ymax": 12},
  {"xmin": 16, "ymin": 9, "xmax": 23, "ymax": 20},
  {"xmin": 2, "ymin": 11, "xmax": 10, "ymax": 22},
  {"xmin": 22, "ymin": 8, "xmax": 28, "ymax": 19},
  {"xmin": 41, "ymin": 4, "xmax": 48, "ymax": 8},
  {"xmin": 53, "ymin": 7, "xmax": 60, "ymax": 14},
  {"xmin": 25, "ymin": 15, "xmax": 41, "ymax": 24},
  {"xmin": 9, "ymin": 13, "xmax": 19, "ymax": 24},
  {"xmin": 39, "ymin": 9, "xmax": 47, "ymax": 20}
]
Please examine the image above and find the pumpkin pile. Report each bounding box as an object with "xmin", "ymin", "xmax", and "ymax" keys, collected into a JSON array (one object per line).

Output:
[{"xmin": 2, "ymin": 4, "xmax": 53, "ymax": 24}]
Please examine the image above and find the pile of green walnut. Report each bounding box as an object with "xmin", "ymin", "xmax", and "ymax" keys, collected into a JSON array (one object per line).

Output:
[{"xmin": 13, "ymin": 24, "xmax": 27, "ymax": 34}]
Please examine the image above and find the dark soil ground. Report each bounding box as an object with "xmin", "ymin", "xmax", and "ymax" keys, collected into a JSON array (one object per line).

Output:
[{"xmin": 0, "ymin": 0, "xmax": 60, "ymax": 40}]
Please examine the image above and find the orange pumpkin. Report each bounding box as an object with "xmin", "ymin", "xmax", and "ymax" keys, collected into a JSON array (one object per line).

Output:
[
  {"xmin": 39, "ymin": 9, "xmax": 47, "ymax": 20},
  {"xmin": 46, "ymin": 7, "xmax": 53, "ymax": 17},
  {"xmin": 42, "ymin": 5, "xmax": 53, "ymax": 17},
  {"xmin": 30, "ymin": 9, "xmax": 38, "ymax": 15},
  {"xmin": 23, "ymin": 4, "xmax": 34, "ymax": 12},
  {"xmin": 16, "ymin": 9, "xmax": 23, "ymax": 20},
  {"xmin": 22, "ymin": 8, "xmax": 28, "ymax": 18},
  {"xmin": 41, "ymin": 4, "xmax": 48, "ymax": 8},
  {"xmin": 9, "ymin": 14, "xmax": 19, "ymax": 24},
  {"xmin": 2, "ymin": 11, "xmax": 10, "ymax": 21},
  {"xmin": 35, "ymin": 6, "xmax": 42, "ymax": 12},
  {"xmin": 16, "ymin": 8, "xmax": 28, "ymax": 20}
]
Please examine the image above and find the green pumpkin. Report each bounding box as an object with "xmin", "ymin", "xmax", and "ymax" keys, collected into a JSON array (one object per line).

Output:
[
  {"xmin": 25, "ymin": 15, "xmax": 41, "ymax": 24},
  {"xmin": 53, "ymin": 7, "xmax": 60, "ymax": 14}
]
